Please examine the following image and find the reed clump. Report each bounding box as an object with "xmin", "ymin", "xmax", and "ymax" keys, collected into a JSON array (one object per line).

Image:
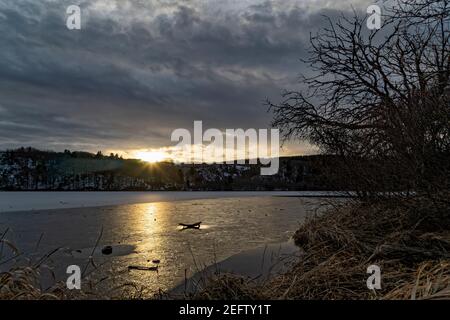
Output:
[{"xmin": 0, "ymin": 266, "xmax": 67, "ymax": 300}]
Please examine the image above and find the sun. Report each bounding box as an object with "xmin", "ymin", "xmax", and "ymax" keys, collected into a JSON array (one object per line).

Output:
[{"xmin": 135, "ymin": 151, "xmax": 167, "ymax": 163}]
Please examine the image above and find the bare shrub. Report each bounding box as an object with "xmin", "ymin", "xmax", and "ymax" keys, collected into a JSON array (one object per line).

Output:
[{"xmin": 269, "ymin": 0, "xmax": 450, "ymax": 199}]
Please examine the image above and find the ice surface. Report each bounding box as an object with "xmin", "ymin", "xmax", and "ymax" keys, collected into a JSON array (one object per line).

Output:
[{"xmin": 0, "ymin": 191, "xmax": 338, "ymax": 213}]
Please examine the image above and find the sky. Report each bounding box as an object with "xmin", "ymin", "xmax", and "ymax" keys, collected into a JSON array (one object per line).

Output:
[{"xmin": 0, "ymin": 0, "xmax": 373, "ymax": 161}]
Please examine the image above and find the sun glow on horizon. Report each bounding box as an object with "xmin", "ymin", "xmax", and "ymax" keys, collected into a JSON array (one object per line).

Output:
[{"xmin": 135, "ymin": 150, "xmax": 168, "ymax": 163}]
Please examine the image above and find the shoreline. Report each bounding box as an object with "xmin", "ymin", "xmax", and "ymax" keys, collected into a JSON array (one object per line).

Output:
[
  {"xmin": 170, "ymin": 240, "xmax": 301, "ymax": 297},
  {"xmin": 0, "ymin": 191, "xmax": 337, "ymax": 213},
  {"xmin": 191, "ymin": 197, "xmax": 450, "ymax": 300}
]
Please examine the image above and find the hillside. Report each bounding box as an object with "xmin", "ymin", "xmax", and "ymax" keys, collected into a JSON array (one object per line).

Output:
[{"xmin": 0, "ymin": 147, "xmax": 336, "ymax": 191}]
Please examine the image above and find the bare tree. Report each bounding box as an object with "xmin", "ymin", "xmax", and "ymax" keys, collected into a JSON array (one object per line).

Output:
[{"xmin": 269, "ymin": 0, "xmax": 449, "ymax": 199}]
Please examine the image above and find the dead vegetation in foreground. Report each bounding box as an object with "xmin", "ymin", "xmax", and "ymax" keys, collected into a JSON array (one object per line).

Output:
[
  {"xmin": 0, "ymin": 263, "xmax": 154, "ymax": 300},
  {"xmin": 193, "ymin": 196, "xmax": 450, "ymax": 300},
  {"xmin": 0, "ymin": 266, "xmax": 66, "ymax": 300}
]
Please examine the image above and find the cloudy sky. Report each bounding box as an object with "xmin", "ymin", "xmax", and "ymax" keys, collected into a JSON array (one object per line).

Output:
[{"xmin": 0, "ymin": 0, "xmax": 372, "ymax": 160}]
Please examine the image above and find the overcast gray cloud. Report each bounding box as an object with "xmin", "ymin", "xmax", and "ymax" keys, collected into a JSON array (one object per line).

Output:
[{"xmin": 0, "ymin": 0, "xmax": 372, "ymax": 157}]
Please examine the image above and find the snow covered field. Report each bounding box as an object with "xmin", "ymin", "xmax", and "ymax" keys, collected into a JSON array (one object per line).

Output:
[{"xmin": 0, "ymin": 191, "xmax": 339, "ymax": 213}]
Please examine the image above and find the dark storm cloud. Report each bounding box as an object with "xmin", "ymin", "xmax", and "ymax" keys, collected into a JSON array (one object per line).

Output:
[{"xmin": 0, "ymin": 0, "xmax": 369, "ymax": 154}]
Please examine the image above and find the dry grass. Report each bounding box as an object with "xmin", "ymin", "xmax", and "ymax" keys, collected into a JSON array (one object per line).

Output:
[
  {"xmin": 385, "ymin": 261, "xmax": 450, "ymax": 300},
  {"xmin": 192, "ymin": 274, "xmax": 266, "ymax": 300},
  {"xmin": 0, "ymin": 266, "xmax": 66, "ymax": 300},
  {"xmin": 193, "ymin": 195, "xmax": 450, "ymax": 300},
  {"xmin": 0, "ymin": 262, "xmax": 153, "ymax": 300}
]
